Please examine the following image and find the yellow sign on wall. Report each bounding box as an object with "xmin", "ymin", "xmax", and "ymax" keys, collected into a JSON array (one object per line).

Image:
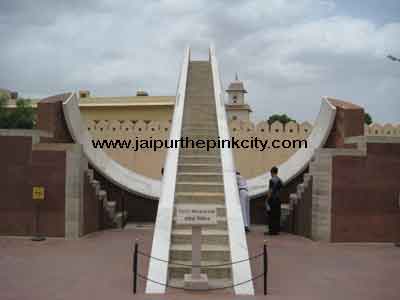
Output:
[{"xmin": 32, "ymin": 186, "xmax": 45, "ymax": 201}]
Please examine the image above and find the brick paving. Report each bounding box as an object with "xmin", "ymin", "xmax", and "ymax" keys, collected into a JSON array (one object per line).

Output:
[{"xmin": 1, "ymin": 225, "xmax": 399, "ymax": 300}]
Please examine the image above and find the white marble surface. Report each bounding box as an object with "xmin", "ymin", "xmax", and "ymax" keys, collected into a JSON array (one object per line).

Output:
[
  {"xmin": 145, "ymin": 48, "xmax": 191, "ymax": 293},
  {"xmin": 210, "ymin": 46, "xmax": 255, "ymax": 295},
  {"xmin": 62, "ymin": 93, "xmax": 161, "ymax": 199},
  {"xmin": 248, "ymin": 97, "xmax": 337, "ymax": 198}
]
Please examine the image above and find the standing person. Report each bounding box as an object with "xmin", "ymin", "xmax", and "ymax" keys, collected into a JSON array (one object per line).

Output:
[
  {"xmin": 236, "ymin": 171, "xmax": 250, "ymax": 233},
  {"xmin": 265, "ymin": 166, "xmax": 283, "ymax": 235}
]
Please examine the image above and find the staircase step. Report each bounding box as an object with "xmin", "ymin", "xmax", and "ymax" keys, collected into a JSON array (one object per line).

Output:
[
  {"xmin": 178, "ymin": 163, "xmax": 221, "ymax": 173},
  {"xmin": 310, "ymin": 163, "xmax": 331, "ymax": 174},
  {"xmin": 183, "ymin": 118, "xmax": 219, "ymax": 124},
  {"xmin": 176, "ymin": 182, "xmax": 224, "ymax": 193},
  {"xmin": 173, "ymin": 218, "xmax": 228, "ymax": 230},
  {"xmin": 183, "ymin": 125, "xmax": 218, "ymax": 130},
  {"xmin": 182, "ymin": 134, "xmax": 219, "ymax": 141},
  {"xmin": 168, "ymin": 260, "xmax": 231, "ymax": 279},
  {"xmin": 170, "ymin": 244, "xmax": 230, "ymax": 261},
  {"xmin": 98, "ymin": 190, "xmax": 107, "ymax": 201},
  {"xmin": 175, "ymin": 192, "xmax": 225, "ymax": 204},
  {"xmin": 184, "ymin": 121, "xmax": 218, "ymax": 126},
  {"xmin": 309, "ymin": 171, "xmax": 330, "ymax": 178},
  {"xmin": 168, "ymin": 278, "xmax": 233, "ymax": 289},
  {"xmin": 179, "ymin": 155, "xmax": 220, "ymax": 164},
  {"xmin": 312, "ymin": 188, "xmax": 329, "ymax": 196},
  {"xmin": 179, "ymin": 147, "xmax": 219, "ymax": 155},
  {"xmin": 182, "ymin": 130, "xmax": 219, "ymax": 137},
  {"xmin": 186, "ymin": 105, "xmax": 216, "ymax": 111},
  {"xmin": 171, "ymin": 228, "xmax": 228, "ymax": 244},
  {"xmin": 177, "ymin": 172, "xmax": 222, "ymax": 182},
  {"xmin": 185, "ymin": 109, "xmax": 216, "ymax": 115}
]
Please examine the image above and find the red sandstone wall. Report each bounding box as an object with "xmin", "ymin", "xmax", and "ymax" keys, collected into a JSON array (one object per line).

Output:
[
  {"xmin": 31, "ymin": 149, "xmax": 66, "ymax": 237},
  {"xmin": 0, "ymin": 136, "xmax": 35, "ymax": 235},
  {"xmin": 36, "ymin": 93, "xmax": 73, "ymax": 143},
  {"xmin": 331, "ymin": 142, "xmax": 400, "ymax": 242},
  {"xmin": 0, "ymin": 135, "xmax": 66, "ymax": 237},
  {"xmin": 325, "ymin": 98, "xmax": 364, "ymax": 148}
]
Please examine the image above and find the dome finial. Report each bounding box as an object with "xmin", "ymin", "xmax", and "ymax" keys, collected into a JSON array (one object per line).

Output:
[{"xmin": 235, "ymin": 72, "xmax": 239, "ymax": 81}]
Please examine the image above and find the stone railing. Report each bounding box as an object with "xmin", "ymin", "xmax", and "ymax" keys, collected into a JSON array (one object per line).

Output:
[
  {"xmin": 229, "ymin": 120, "xmax": 312, "ymax": 135},
  {"xmin": 86, "ymin": 120, "xmax": 171, "ymax": 134},
  {"xmin": 86, "ymin": 119, "xmax": 400, "ymax": 137},
  {"xmin": 364, "ymin": 123, "xmax": 400, "ymax": 136}
]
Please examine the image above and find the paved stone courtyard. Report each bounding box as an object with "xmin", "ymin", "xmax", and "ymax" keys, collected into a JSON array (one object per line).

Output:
[{"xmin": 1, "ymin": 225, "xmax": 399, "ymax": 300}]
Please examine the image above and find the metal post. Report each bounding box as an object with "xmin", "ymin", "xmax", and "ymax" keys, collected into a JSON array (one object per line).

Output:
[
  {"xmin": 396, "ymin": 193, "xmax": 400, "ymax": 247},
  {"xmin": 121, "ymin": 191, "xmax": 126, "ymax": 229},
  {"xmin": 263, "ymin": 241, "xmax": 268, "ymax": 295},
  {"xmin": 32, "ymin": 202, "xmax": 45, "ymax": 241},
  {"xmin": 133, "ymin": 239, "xmax": 138, "ymax": 294},
  {"xmin": 292, "ymin": 202, "xmax": 296, "ymax": 234}
]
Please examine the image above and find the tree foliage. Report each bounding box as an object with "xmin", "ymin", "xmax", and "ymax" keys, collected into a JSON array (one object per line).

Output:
[
  {"xmin": 267, "ymin": 113, "xmax": 296, "ymax": 125},
  {"xmin": 364, "ymin": 112, "xmax": 373, "ymax": 125},
  {"xmin": 0, "ymin": 93, "xmax": 35, "ymax": 129}
]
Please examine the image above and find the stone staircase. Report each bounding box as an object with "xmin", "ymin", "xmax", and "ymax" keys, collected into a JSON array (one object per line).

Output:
[
  {"xmin": 85, "ymin": 169, "xmax": 127, "ymax": 228},
  {"xmin": 168, "ymin": 61, "xmax": 232, "ymax": 287},
  {"xmin": 287, "ymin": 150, "xmax": 333, "ymax": 241},
  {"xmin": 310, "ymin": 147, "xmax": 365, "ymax": 241},
  {"xmin": 288, "ymin": 173, "xmax": 313, "ymax": 237},
  {"xmin": 288, "ymin": 145, "xmax": 369, "ymax": 241},
  {"xmin": 309, "ymin": 151, "xmax": 332, "ymax": 241}
]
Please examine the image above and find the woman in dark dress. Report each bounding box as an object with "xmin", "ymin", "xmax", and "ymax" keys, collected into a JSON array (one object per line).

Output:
[{"xmin": 266, "ymin": 166, "xmax": 283, "ymax": 235}]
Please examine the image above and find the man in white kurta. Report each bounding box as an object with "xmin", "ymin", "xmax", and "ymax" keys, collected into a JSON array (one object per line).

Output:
[{"xmin": 236, "ymin": 171, "xmax": 250, "ymax": 232}]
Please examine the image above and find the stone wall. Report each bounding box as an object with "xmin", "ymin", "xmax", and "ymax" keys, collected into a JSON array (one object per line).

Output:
[
  {"xmin": 0, "ymin": 128, "xmax": 101, "ymax": 239},
  {"xmin": 365, "ymin": 123, "xmax": 400, "ymax": 136},
  {"xmin": 0, "ymin": 130, "xmax": 86, "ymax": 237},
  {"xmin": 85, "ymin": 117, "xmax": 400, "ymax": 180},
  {"xmin": 229, "ymin": 120, "xmax": 312, "ymax": 178},
  {"xmin": 85, "ymin": 119, "xmax": 312, "ymax": 179},
  {"xmin": 87, "ymin": 119, "xmax": 170, "ymax": 179},
  {"xmin": 331, "ymin": 139, "xmax": 400, "ymax": 242}
]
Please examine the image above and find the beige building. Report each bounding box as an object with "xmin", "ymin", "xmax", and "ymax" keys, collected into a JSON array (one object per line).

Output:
[
  {"xmin": 78, "ymin": 76, "xmax": 257, "ymax": 179},
  {"xmin": 4, "ymin": 79, "xmax": 399, "ymax": 180},
  {"xmin": 79, "ymin": 75, "xmax": 252, "ymax": 124},
  {"xmin": 225, "ymin": 74, "xmax": 252, "ymax": 121}
]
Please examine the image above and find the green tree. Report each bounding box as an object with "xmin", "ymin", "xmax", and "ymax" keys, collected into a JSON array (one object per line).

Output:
[
  {"xmin": 0, "ymin": 93, "xmax": 9, "ymax": 128},
  {"xmin": 267, "ymin": 114, "xmax": 296, "ymax": 125},
  {"xmin": 364, "ymin": 112, "xmax": 373, "ymax": 125},
  {"xmin": 0, "ymin": 94, "xmax": 35, "ymax": 129}
]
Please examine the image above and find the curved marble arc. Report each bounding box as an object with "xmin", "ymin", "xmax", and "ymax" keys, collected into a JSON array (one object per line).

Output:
[
  {"xmin": 62, "ymin": 93, "xmax": 161, "ymax": 199},
  {"xmin": 248, "ymin": 97, "xmax": 337, "ymax": 198},
  {"xmin": 62, "ymin": 84, "xmax": 336, "ymax": 200}
]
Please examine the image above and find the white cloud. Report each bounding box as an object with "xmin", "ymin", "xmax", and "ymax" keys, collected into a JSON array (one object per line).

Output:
[{"xmin": 0, "ymin": 0, "xmax": 399, "ymax": 122}]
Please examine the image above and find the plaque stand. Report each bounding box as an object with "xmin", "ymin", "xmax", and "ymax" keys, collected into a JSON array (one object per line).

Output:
[{"xmin": 184, "ymin": 225, "xmax": 208, "ymax": 290}]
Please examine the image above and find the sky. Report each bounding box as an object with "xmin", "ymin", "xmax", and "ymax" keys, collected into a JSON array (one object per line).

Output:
[{"xmin": 0, "ymin": 0, "xmax": 399, "ymax": 123}]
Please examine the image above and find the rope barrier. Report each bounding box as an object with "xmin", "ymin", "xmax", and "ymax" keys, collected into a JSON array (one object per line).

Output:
[
  {"xmin": 137, "ymin": 250, "xmax": 263, "ymax": 267},
  {"xmin": 133, "ymin": 240, "xmax": 269, "ymax": 295},
  {"xmin": 137, "ymin": 272, "xmax": 264, "ymax": 291}
]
